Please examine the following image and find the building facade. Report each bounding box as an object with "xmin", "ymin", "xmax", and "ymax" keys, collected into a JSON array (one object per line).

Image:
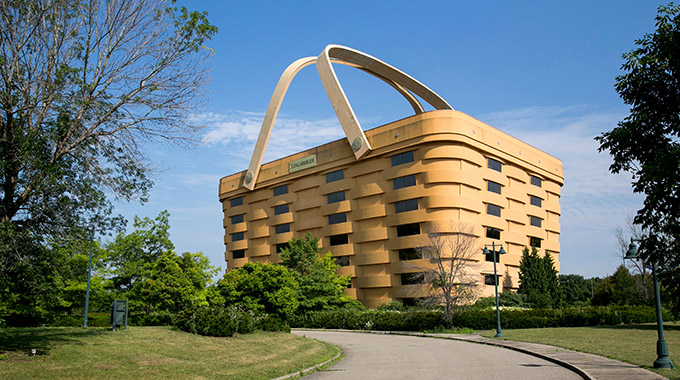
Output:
[
  {"xmin": 219, "ymin": 110, "xmax": 563, "ymax": 307},
  {"xmin": 218, "ymin": 45, "xmax": 563, "ymax": 308}
]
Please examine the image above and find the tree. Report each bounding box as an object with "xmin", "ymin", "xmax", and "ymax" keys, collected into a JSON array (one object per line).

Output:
[
  {"xmin": 613, "ymin": 216, "xmax": 652, "ymax": 303},
  {"xmin": 595, "ymin": 3, "xmax": 680, "ymax": 313},
  {"xmin": 217, "ymin": 263, "xmax": 299, "ymax": 321},
  {"xmin": 412, "ymin": 222, "xmax": 479, "ymax": 326},
  {"xmin": 592, "ymin": 265, "xmax": 644, "ymax": 306},
  {"xmin": 518, "ymin": 247, "xmax": 562, "ymax": 308},
  {"xmin": 559, "ymin": 274, "xmax": 593, "ymax": 306},
  {"xmin": 0, "ymin": 0, "xmax": 216, "ymax": 248},
  {"xmin": 279, "ymin": 233, "xmax": 352, "ymax": 313}
]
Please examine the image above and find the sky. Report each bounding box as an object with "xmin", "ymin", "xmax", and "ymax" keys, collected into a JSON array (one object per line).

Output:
[{"xmin": 113, "ymin": 0, "xmax": 664, "ymax": 279}]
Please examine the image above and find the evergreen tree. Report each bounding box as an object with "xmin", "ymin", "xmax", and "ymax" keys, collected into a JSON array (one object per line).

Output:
[{"xmin": 518, "ymin": 247, "xmax": 562, "ymax": 308}]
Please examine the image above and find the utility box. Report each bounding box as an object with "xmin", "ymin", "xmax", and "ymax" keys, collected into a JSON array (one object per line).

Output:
[{"xmin": 110, "ymin": 299, "xmax": 128, "ymax": 331}]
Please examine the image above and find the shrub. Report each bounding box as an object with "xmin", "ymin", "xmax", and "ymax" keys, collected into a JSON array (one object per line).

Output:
[{"xmin": 173, "ymin": 306, "xmax": 289, "ymax": 337}]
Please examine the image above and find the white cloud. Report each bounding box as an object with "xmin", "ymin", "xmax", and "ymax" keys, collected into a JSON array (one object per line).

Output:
[{"xmin": 196, "ymin": 111, "xmax": 346, "ymax": 164}]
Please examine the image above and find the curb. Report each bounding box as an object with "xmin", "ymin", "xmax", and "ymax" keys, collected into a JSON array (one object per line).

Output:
[
  {"xmin": 270, "ymin": 340, "xmax": 342, "ymax": 380},
  {"xmin": 291, "ymin": 328, "xmax": 595, "ymax": 380}
]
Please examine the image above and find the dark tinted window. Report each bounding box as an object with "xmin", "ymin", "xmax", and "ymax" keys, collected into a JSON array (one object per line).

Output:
[
  {"xmin": 486, "ymin": 204, "xmax": 501, "ymax": 217},
  {"xmin": 530, "ymin": 195, "xmax": 542, "ymax": 207},
  {"xmin": 327, "ymin": 191, "xmax": 345, "ymax": 204},
  {"xmin": 335, "ymin": 256, "xmax": 350, "ymax": 267},
  {"xmin": 401, "ymin": 272, "xmax": 425, "ymax": 285},
  {"xmin": 231, "ymin": 232, "xmax": 244, "ymax": 242},
  {"xmin": 485, "ymin": 250, "xmax": 501, "ymax": 263},
  {"xmin": 230, "ymin": 197, "xmax": 243, "ymax": 207},
  {"xmin": 274, "ymin": 204, "xmax": 289, "ymax": 215},
  {"xmin": 399, "ymin": 248, "xmax": 422, "ymax": 261},
  {"xmin": 530, "ymin": 216, "xmax": 542, "ymax": 227},
  {"xmin": 391, "ymin": 151, "xmax": 415, "ymax": 166},
  {"xmin": 232, "ymin": 250, "xmax": 245, "ymax": 259},
  {"xmin": 393, "ymin": 174, "xmax": 416, "ymax": 190},
  {"xmin": 326, "ymin": 170, "xmax": 344, "ymax": 183},
  {"xmin": 330, "ymin": 234, "xmax": 349, "ymax": 246},
  {"xmin": 486, "ymin": 227, "xmax": 501, "ymax": 240},
  {"xmin": 276, "ymin": 243, "xmax": 289, "ymax": 253},
  {"xmin": 484, "ymin": 274, "xmax": 501, "ymax": 286},
  {"xmin": 530, "ymin": 175, "xmax": 542, "ymax": 187},
  {"xmin": 487, "ymin": 181, "xmax": 502, "ymax": 194},
  {"xmin": 273, "ymin": 184, "xmax": 288, "ymax": 196},
  {"xmin": 328, "ymin": 212, "xmax": 347, "ymax": 225},
  {"xmin": 395, "ymin": 198, "xmax": 418, "ymax": 213},
  {"xmin": 530, "ymin": 236, "xmax": 542, "ymax": 248},
  {"xmin": 488, "ymin": 158, "xmax": 502, "ymax": 172},
  {"xmin": 231, "ymin": 214, "xmax": 244, "ymax": 224},
  {"xmin": 397, "ymin": 223, "xmax": 420, "ymax": 237},
  {"xmin": 275, "ymin": 223, "xmax": 290, "ymax": 234}
]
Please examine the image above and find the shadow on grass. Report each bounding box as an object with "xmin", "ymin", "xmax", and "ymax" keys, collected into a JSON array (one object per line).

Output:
[
  {"xmin": 591, "ymin": 323, "xmax": 680, "ymax": 332},
  {"xmin": 0, "ymin": 327, "xmax": 111, "ymax": 354}
]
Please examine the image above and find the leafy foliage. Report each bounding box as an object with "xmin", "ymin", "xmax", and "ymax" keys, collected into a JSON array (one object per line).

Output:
[
  {"xmin": 217, "ymin": 263, "xmax": 299, "ymax": 321},
  {"xmin": 592, "ymin": 265, "xmax": 645, "ymax": 306},
  {"xmin": 595, "ymin": 3, "xmax": 680, "ymax": 314},
  {"xmin": 279, "ymin": 233, "xmax": 352, "ymax": 312},
  {"xmin": 559, "ymin": 274, "xmax": 596, "ymax": 306},
  {"xmin": 518, "ymin": 247, "xmax": 563, "ymax": 308}
]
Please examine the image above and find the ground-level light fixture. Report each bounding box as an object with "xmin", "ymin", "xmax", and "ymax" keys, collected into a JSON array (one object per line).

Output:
[
  {"xmin": 626, "ymin": 238, "xmax": 674, "ymax": 369},
  {"xmin": 482, "ymin": 242, "xmax": 506, "ymax": 338}
]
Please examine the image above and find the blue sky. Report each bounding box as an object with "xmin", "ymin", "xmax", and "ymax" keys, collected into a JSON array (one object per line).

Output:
[{"xmin": 113, "ymin": 0, "xmax": 662, "ymax": 278}]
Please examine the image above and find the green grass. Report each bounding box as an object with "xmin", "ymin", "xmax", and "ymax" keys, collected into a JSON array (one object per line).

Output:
[
  {"xmin": 0, "ymin": 326, "xmax": 338, "ymax": 380},
  {"xmin": 480, "ymin": 323, "xmax": 679, "ymax": 380}
]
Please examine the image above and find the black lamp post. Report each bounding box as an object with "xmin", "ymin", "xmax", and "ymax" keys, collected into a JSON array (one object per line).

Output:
[
  {"xmin": 482, "ymin": 242, "xmax": 506, "ymax": 338},
  {"xmin": 626, "ymin": 238, "xmax": 674, "ymax": 369}
]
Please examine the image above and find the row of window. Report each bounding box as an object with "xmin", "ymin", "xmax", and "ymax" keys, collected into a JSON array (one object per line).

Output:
[
  {"xmin": 487, "ymin": 157, "xmax": 543, "ymax": 188},
  {"xmin": 402, "ymin": 273, "xmax": 502, "ymax": 287}
]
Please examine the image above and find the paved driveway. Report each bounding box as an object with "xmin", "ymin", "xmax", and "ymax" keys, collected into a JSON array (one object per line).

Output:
[{"xmin": 293, "ymin": 330, "xmax": 582, "ymax": 380}]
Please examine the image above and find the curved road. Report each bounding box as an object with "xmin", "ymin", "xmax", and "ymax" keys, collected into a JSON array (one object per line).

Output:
[{"xmin": 293, "ymin": 330, "xmax": 581, "ymax": 380}]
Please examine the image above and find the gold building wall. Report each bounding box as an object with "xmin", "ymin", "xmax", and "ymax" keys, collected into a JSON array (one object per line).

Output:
[{"xmin": 218, "ymin": 110, "xmax": 563, "ymax": 308}]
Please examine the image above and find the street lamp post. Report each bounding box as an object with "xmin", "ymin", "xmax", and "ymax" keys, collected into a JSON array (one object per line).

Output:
[
  {"xmin": 483, "ymin": 242, "xmax": 506, "ymax": 338},
  {"xmin": 626, "ymin": 238, "xmax": 674, "ymax": 369},
  {"xmin": 83, "ymin": 229, "xmax": 94, "ymax": 328}
]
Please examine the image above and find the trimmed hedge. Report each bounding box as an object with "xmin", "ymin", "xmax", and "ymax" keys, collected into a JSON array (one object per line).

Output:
[
  {"xmin": 173, "ymin": 306, "xmax": 290, "ymax": 337},
  {"xmin": 291, "ymin": 306, "xmax": 670, "ymax": 331}
]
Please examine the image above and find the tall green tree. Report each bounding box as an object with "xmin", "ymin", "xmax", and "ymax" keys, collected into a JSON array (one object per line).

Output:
[
  {"xmin": 217, "ymin": 263, "xmax": 299, "ymax": 321},
  {"xmin": 595, "ymin": 3, "xmax": 680, "ymax": 313},
  {"xmin": 279, "ymin": 233, "xmax": 352, "ymax": 313},
  {"xmin": 559, "ymin": 274, "xmax": 593, "ymax": 306},
  {"xmin": 518, "ymin": 247, "xmax": 562, "ymax": 308},
  {"xmin": 592, "ymin": 265, "xmax": 644, "ymax": 306}
]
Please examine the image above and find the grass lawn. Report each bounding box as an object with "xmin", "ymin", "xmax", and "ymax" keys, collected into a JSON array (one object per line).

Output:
[
  {"xmin": 0, "ymin": 326, "xmax": 338, "ymax": 380},
  {"xmin": 481, "ymin": 323, "xmax": 679, "ymax": 380}
]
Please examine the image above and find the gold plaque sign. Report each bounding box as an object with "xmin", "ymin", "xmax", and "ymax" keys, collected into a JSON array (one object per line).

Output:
[{"xmin": 289, "ymin": 154, "xmax": 317, "ymax": 173}]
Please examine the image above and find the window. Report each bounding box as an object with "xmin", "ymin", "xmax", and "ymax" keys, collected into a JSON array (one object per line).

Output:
[
  {"xmin": 485, "ymin": 250, "xmax": 501, "ymax": 263},
  {"xmin": 327, "ymin": 191, "xmax": 345, "ymax": 204},
  {"xmin": 484, "ymin": 274, "xmax": 501, "ymax": 286},
  {"xmin": 401, "ymin": 272, "xmax": 425, "ymax": 285},
  {"xmin": 486, "ymin": 204, "xmax": 501, "ymax": 217},
  {"xmin": 328, "ymin": 212, "xmax": 347, "ymax": 225},
  {"xmin": 232, "ymin": 250, "xmax": 245, "ymax": 259},
  {"xmin": 274, "ymin": 204, "xmax": 289, "ymax": 215},
  {"xmin": 231, "ymin": 214, "xmax": 244, "ymax": 224},
  {"xmin": 395, "ymin": 198, "xmax": 418, "ymax": 213},
  {"xmin": 231, "ymin": 232, "xmax": 244, "ymax": 242},
  {"xmin": 326, "ymin": 169, "xmax": 344, "ymax": 183},
  {"xmin": 391, "ymin": 151, "xmax": 414, "ymax": 166},
  {"xmin": 530, "ymin": 216, "xmax": 542, "ymax": 227},
  {"xmin": 330, "ymin": 234, "xmax": 348, "ymax": 246},
  {"xmin": 396, "ymin": 223, "xmax": 420, "ymax": 237},
  {"xmin": 399, "ymin": 248, "xmax": 422, "ymax": 261},
  {"xmin": 488, "ymin": 158, "xmax": 502, "ymax": 172},
  {"xmin": 230, "ymin": 197, "xmax": 243, "ymax": 207},
  {"xmin": 335, "ymin": 256, "xmax": 350, "ymax": 267},
  {"xmin": 276, "ymin": 243, "xmax": 289, "ymax": 253},
  {"xmin": 393, "ymin": 174, "xmax": 416, "ymax": 190},
  {"xmin": 486, "ymin": 227, "xmax": 501, "ymax": 240},
  {"xmin": 530, "ymin": 175, "xmax": 542, "ymax": 187},
  {"xmin": 530, "ymin": 195, "xmax": 542, "ymax": 207},
  {"xmin": 275, "ymin": 223, "xmax": 290, "ymax": 234},
  {"xmin": 273, "ymin": 184, "xmax": 288, "ymax": 196},
  {"xmin": 487, "ymin": 180, "xmax": 502, "ymax": 194},
  {"xmin": 529, "ymin": 237, "xmax": 542, "ymax": 248}
]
